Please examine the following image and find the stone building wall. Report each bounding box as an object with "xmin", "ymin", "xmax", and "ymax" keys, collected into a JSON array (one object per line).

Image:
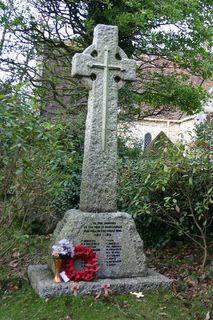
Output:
[{"xmin": 125, "ymin": 116, "xmax": 197, "ymax": 148}]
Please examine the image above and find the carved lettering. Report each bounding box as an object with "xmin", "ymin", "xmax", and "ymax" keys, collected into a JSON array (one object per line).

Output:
[{"xmin": 81, "ymin": 221, "xmax": 123, "ymax": 269}]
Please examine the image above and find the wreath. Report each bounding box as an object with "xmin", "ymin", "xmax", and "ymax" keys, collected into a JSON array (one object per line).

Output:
[{"xmin": 63, "ymin": 245, "xmax": 99, "ymax": 282}]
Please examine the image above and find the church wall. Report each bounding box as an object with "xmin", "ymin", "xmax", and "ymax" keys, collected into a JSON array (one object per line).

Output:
[{"xmin": 122, "ymin": 116, "xmax": 196, "ymax": 148}]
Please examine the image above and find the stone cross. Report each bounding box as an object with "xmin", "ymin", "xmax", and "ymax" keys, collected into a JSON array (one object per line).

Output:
[{"xmin": 72, "ymin": 24, "xmax": 136, "ymax": 213}]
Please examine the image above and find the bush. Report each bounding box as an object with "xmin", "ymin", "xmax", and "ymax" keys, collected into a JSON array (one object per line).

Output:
[
  {"xmin": 0, "ymin": 92, "xmax": 83, "ymax": 233},
  {"xmin": 118, "ymin": 127, "xmax": 213, "ymax": 267}
]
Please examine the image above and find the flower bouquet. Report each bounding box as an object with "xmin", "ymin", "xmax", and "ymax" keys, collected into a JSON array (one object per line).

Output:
[
  {"xmin": 51, "ymin": 239, "xmax": 74, "ymax": 283},
  {"xmin": 52, "ymin": 239, "xmax": 74, "ymax": 259}
]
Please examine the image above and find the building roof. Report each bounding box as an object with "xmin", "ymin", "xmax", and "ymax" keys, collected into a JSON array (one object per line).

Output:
[{"xmin": 139, "ymin": 106, "xmax": 188, "ymax": 120}]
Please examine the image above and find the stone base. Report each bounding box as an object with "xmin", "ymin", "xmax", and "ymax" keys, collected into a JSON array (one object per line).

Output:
[
  {"xmin": 51, "ymin": 210, "xmax": 147, "ymax": 278},
  {"xmin": 28, "ymin": 264, "xmax": 173, "ymax": 298}
]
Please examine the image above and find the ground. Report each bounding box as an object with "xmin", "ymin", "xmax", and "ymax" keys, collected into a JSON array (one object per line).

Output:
[{"xmin": 0, "ymin": 228, "xmax": 212, "ymax": 320}]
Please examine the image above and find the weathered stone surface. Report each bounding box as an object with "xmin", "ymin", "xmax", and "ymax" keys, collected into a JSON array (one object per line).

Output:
[
  {"xmin": 28, "ymin": 24, "xmax": 173, "ymax": 299},
  {"xmin": 51, "ymin": 209, "xmax": 147, "ymax": 278},
  {"xmin": 28, "ymin": 264, "xmax": 173, "ymax": 298},
  {"xmin": 72, "ymin": 24, "xmax": 136, "ymax": 212}
]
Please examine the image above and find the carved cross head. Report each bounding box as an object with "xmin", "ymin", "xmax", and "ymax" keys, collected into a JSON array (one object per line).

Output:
[{"xmin": 71, "ymin": 24, "xmax": 136, "ymax": 89}]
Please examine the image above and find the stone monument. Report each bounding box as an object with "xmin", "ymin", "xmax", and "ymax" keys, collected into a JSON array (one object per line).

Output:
[
  {"xmin": 28, "ymin": 24, "xmax": 172, "ymax": 297},
  {"xmin": 72, "ymin": 24, "xmax": 135, "ymax": 213}
]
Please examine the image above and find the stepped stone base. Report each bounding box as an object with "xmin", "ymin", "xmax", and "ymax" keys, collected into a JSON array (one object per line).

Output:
[
  {"xmin": 28, "ymin": 209, "xmax": 173, "ymax": 298},
  {"xmin": 28, "ymin": 264, "xmax": 173, "ymax": 298}
]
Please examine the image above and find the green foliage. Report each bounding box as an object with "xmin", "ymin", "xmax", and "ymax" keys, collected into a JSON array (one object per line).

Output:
[
  {"xmin": 0, "ymin": 0, "xmax": 212, "ymax": 116},
  {"xmin": 195, "ymin": 120, "xmax": 213, "ymax": 154},
  {"xmin": 140, "ymin": 75, "xmax": 208, "ymax": 115},
  {"xmin": 118, "ymin": 131, "xmax": 213, "ymax": 266},
  {"xmin": 0, "ymin": 90, "xmax": 83, "ymax": 233}
]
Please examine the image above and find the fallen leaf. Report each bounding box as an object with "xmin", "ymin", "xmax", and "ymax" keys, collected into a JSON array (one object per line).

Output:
[
  {"xmin": 205, "ymin": 311, "xmax": 211, "ymax": 320},
  {"xmin": 175, "ymin": 204, "xmax": 180, "ymax": 213},
  {"xmin": 95, "ymin": 291, "xmax": 102, "ymax": 300},
  {"xmin": 185, "ymin": 277, "xmax": 197, "ymax": 287},
  {"xmin": 160, "ymin": 306, "xmax": 167, "ymax": 310},
  {"xmin": 130, "ymin": 292, "xmax": 144, "ymax": 299},
  {"xmin": 8, "ymin": 260, "xmax": 18, "ymax": 268},
  {"xmin": 121, "ymin": 301, "xmax": 129, "ymax": 308},
  {"xmin": 6, "ymin": 282, "xmax": 18, "ymax": 292},
  {"xmin": 12, "ymin": 251, "xmax": 20, "ymax": 258},
  {"xmin": 159, "ymin": 312, "xmax": 169, "ymax": 317}
]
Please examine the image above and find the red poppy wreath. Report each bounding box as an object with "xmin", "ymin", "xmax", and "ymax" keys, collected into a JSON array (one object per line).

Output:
[{"xmin": 63, "ymin": 245, "xmax": 99, "ymax": 282}]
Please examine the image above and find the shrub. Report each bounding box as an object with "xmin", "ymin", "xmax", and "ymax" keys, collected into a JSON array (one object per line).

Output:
[
  {"xmin": 118, "ymin": 128, "xmax": 213, "ymax": 267},
  {"xmin": 0, "ymin": 92, "xmax": 83, "ymax": 233}
]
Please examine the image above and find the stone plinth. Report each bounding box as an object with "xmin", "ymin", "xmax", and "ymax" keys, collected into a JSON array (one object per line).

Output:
[
  {"xmin": 28, "ymin": 265, "xmax": 173, "ymax": 298},
  {"xmin": 51, "ymin": 210, "xmax": 147, "ymax": 279}
]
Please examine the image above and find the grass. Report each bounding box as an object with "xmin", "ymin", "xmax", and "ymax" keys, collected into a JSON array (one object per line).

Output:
[{"xmin": 1, "ymin": 283, "xmax": 212, "ymax": 320}]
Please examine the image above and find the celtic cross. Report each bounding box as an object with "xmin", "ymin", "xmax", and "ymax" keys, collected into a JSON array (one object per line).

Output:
[{"xmin": 72, "ymin": 24, "xmax": 136, "ymax": 212}]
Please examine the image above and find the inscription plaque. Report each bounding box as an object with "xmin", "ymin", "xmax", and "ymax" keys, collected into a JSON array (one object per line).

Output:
[
  {"xmin": 81, "ymin": 221, "xmax": 123, "ymax": 274},
  {"xmin": 52, "ymin": 210, "xmax": 147, "ymax": 279}
]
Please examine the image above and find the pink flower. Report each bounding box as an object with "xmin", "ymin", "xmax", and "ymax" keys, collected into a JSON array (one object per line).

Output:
[
  {"xmin": 71, "ymin": 284, "xmax": 79, "ymax": 296},
  {"xmin": 52, "ymin": 251, "xmax": 59, "ymax": 257},
  {"xmin": 101, "ymin": 283, "xmax": 112, "ymax": 297},
  {"xmin": 102, "ymin": 283, "xmax": 110, "ymax": 289}
]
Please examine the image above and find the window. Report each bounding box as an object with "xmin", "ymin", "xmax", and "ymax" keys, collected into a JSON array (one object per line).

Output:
[{"xmin": 144, "ymin": 133, "xmax": 152, "ymax": 149}]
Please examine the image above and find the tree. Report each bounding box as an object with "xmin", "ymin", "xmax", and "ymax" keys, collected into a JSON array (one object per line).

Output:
[{"xmin": 0, "ymin": 0, "xmax": 212, "ymax": 118}]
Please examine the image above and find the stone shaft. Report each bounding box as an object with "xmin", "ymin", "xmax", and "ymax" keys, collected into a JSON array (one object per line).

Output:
[
  {"xmin": 80, "ymin": 79, "xmax": 118, "ymax": 212},
  {"xmin": 71, "ymin": 24, "xmax": 136, "ymax": 212}
]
